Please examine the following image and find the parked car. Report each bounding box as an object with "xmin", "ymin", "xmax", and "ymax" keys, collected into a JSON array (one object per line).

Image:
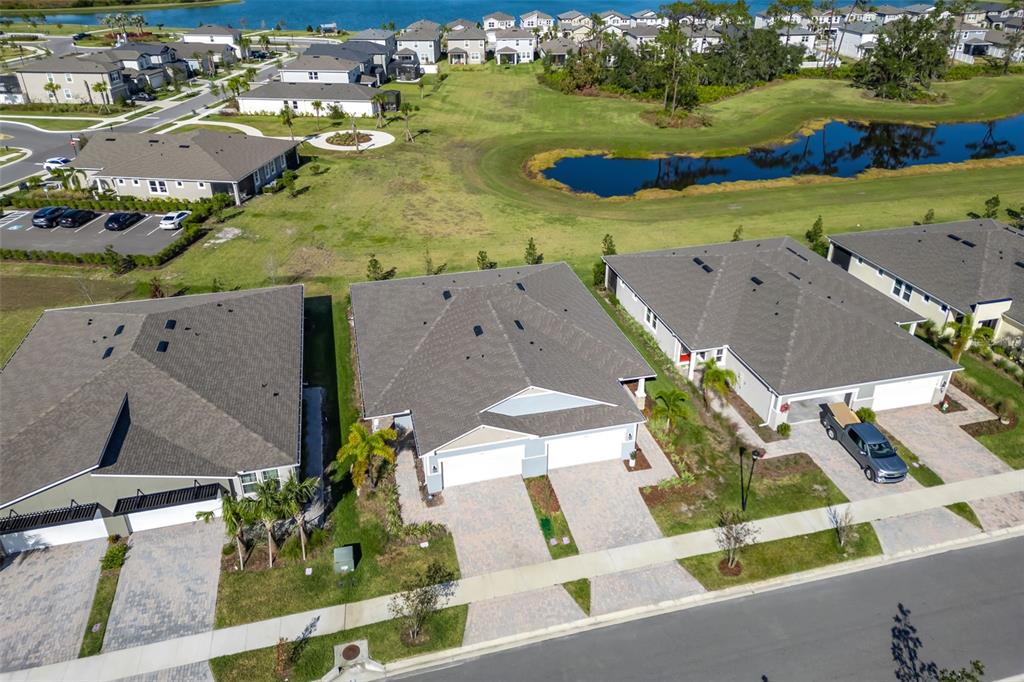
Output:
[
  {"xmin": 820, "ymin": 403, "xmax": 908, "ymax": 483},
  {"xmin": 104, "ymin": 212, "xmax": 145, "ymax": 231},
  {"xmin": 31, "ymin": 206, "xmax": 70, "ymax": 228},
  {"xmin": 72, "ymin": 32, "xmax": 89, "ymax": 40},
  {"xmin": 42, "ymin": 157, "xmax": 72, "ymax": 172},
  {"xmin": 159, "ymin": 210, "xmax": 191, "ymax": 229},
  {"xmin": 132, "ymin": 91, "xmax": 156, "ymax": 102},
  {"xmin": 58, "ymin": 209, "xmax": 100, "ymax": 228}
]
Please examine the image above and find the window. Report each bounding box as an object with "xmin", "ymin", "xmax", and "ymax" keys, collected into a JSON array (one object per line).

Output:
[
  {"xmin": 261, "ymin": 469, "xmax": 280, "ymax": 483},
  {"xmin": 198, "ymin": 182, "xmax": 205, "ymax": 188},
  {"xmin": 111, "ymin": 71, "xmax": 121, "ymax": 82},
  {"xmin": 132, "ymin": 179, "xmax": 140, "ymax": 186},
  {"xmin": 64, "ymin": 73, "xmax": 73, "ymax": 83},
  {"xmin": 156, "ymin": 340, "xmax": 169, "ymax": 352},
  {"xmin": 877, "ymin": 268, "xmax": 884, "ymax": 277},
  {"xmin": 924, "ymin": 294, "xmax": 931, "ymax": 303},
  {"xmin": 117, "ymin": 178, "xmax": 125, "ymax": 185},
  {"xmin": 715, "ymin": 348, "xmax": 725, "ymax": 362},
  {"xmin": 175, "ymin": 181, "xmax": 183, "ymax": 187},
  {"xmin": 644, "ymin": 306, "xmax": 658, "ymax": 331},
  {"xmin": 240, "ymin": 472, "xmax": 258, "ymax": 494},
  {"xmin": 892, "ymin": 278, "xmax": 912, "ymax": 302},
  {"xmin": 46, "ymin": 73, "xmax": 55, "ymax": 83},
  {"xmin": 63, "ymin": 89, "xmax": 73, "ymax": 99},
  {"xmin": 308, "ymin": 71, "xmax": 319, "ymax": 80},
  {"xmin": 148, "ymin": 180, "xmax": 167, "ymax": 194}
]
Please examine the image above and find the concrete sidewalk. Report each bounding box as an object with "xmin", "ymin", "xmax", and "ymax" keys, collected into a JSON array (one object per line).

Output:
[{"xmin": 4, "ymin": 468, "xmax": 1021, "ymax": 682}]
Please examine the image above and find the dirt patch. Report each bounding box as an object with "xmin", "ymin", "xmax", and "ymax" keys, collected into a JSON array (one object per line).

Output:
[
  {"xmin": 283, "ymin": 245, "xmax": 338, "ymax": 278},
  {"xmin": 726, "ymin": 391, "xmax": 785, "ymax": 443},
  {"xmin": 717, "ymin": 558, "xmax": 743, "ymax": 576},
  {"xmin": 327, "ymin": 131, "xmax": 373, "ymax": 146},
  {"xmin": 625, "ymin": 448, "xmax": 652, "ymax": 472},
  {"xmin": 413, "ymin": 451, "xmax": 444, "ymax": 508},
  {"xmin": 936, "ymin": 395, "xmax": 967, "ymax": 414},
  {"xmin": 525, "ymin": 476, "xmax": 562, "ymax": 515},
  {"xmin": 757, "ymin": 452, "xmax": 819, "ymax": 481}
]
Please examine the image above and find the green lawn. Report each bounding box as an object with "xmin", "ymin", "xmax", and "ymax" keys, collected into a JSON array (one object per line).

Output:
[
  {"xmin": 215, "ymin": 488, "xmax": 459, "ymax": 628},
  {"xmin": 524, "ymin": 476, "xmax": 579, "ymax": 560},
  {"xmin": 206, "ymin": 113, "xmax": 372, "ymax": 138},
  {"xmin": 209, "ymin": 605, "xmax": 467, "ymax": 682},
  {"xmin": 78, "ymin": 570, "xmax": 120, "ymax": 657},
  {"xmin": 563, "ymin": 579, "xmax": 591, "ymax": 615},
  {"xmin": 170, "ymin": 123, "xmax": 252, "ymax": 134},
  {"xmin": 679, "ymin": 523, "xmax": 883, "ymax": 590},
  {"xmin": 0, "ymin": 116, "xmax": 101, "ymax": 131},
  {"xmin": 955, "ymin": 353, "xmax": 1024, "ymax": 469}
]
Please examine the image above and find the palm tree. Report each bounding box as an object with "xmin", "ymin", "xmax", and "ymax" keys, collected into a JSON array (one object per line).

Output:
[
  {"xmin": 281, "ymin": 476, "xmax": 319, "ymax": 561},
  {"xmin": 280, "ymin": 105, "xmax": 294, "ymax": 140},
  {"xmin": 400, "ymin": 102, "xmax": 414, "ymax": 142},
  {"xmin": 198, "ymin": 494, "xmax": 256, "ymax": 571},
  {"xmin": 329, "ymin": 423, "xmax": 397, "ymax": 490},
  {"xmin": 43, "ymin": 81, "xmax": 59, "ymax": 103},
  {"xmin": 252, "ymin": 478, "xmax": 285, "ymax": 568},
  {"xmin": 259, "ymin": 33, "xmax": 271, "ymax": 53},
  {"xmin": 350, "ymin": 114, "xmax": 360, "ymax": 152},
  {"xmin": 699, "ymin": 358, "xmax": 737, "ymax": 407},
  {"xmin": 370, "ymin": 93, "xmax": 387, "ymax": 128},
  {"xmin": 946, "ymin": 314, "xmax": 994, "ymax": 363},
  {"xmin": 650, "ymin": 388, "xmax": 689, "ymax": 432},
  {"xmin": 311, "ymin": 99, "xmax": 323, "ymax": 130},
  {"xmin": 91, "ymin": 81, "xmax": 109, "ymax": 112}
]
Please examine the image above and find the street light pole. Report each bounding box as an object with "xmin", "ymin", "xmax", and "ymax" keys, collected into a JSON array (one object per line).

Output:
[{"xmin": 739, "ymin": 447, "xmax": 764, "ymax": 512}]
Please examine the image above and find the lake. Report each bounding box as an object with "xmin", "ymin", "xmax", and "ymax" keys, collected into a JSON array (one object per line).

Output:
[{"xmin": 542, "ymin": 115, "xmax": 1024, "ymax": 198}]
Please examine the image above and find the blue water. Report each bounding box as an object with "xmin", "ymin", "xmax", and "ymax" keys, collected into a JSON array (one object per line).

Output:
[{"xmin": 543, "ymin": 115, "xmax": 1024, "ymax": 197}]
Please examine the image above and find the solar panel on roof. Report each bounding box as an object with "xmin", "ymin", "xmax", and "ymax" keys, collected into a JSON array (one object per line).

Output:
[
  {"xmin": 751, "ymin": 277, "xmax": 764, "ymax": 285},
  {"xmin": 516, "ymin": 282, "xmax": 525, "ymax": 291},
  {"xmin": 962, "ymin": 240, "xmax": 976, "ymax": 248},
  {"xmin": 514, "ymin": 320, "xmax": 524, "ymax": 330},
  {"xmin": 114, "ymin": 324, "xmax": 124, "ymax": 336},
  {"xmin": 693, "ymin": 257, "xmax": 704, "ymax": 266}
]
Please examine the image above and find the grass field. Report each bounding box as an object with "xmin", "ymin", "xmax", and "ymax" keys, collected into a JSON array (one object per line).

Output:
[{"xmin": 0, "ymin": 115, "xmax": 101, "ymax": 130}]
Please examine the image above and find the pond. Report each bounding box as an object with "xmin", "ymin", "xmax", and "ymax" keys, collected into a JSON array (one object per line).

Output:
[{"xmin": 541, "ymin": 114, "xmax": 1024, "ymax": 198}]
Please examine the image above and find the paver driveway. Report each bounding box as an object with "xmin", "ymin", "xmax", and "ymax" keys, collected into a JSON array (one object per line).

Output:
[
  {"xmin": 103, "ymin": 520, "xmax": 224, "ymax": 652},
  {"xmin": 116, "ymin": 662, "xmax": 215, "ymax": 681},
  {"xmin": 435, "ymin": 477, "xmax": 585, "ymax": 645},
  {"xmin": 0, "ymin": 539, "xmax": 106, "ymax": 671},
  {"xmin": 879, "ymin": 402, "xmax": 1024, "ymax": 530},
  {"xmin": 549, "ymin": 460, "xmax": 705, "ymax": 616},
  {"xmin": 767, "ymin": 423, "xmax": 978, "ymax": 554}
]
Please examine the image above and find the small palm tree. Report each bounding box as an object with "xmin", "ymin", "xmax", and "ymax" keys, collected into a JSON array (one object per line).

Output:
[
  {"xmin": 311, "ymin": 99, "xmax": 323, "ymax": 130},
  {"xmin": 370, "ymin": 93, "xmax": 387, "ymax": 128},
  {"xmin": 280, "ymin": 105, "xmax": 294, "ymax": 140},
  {"xmin": 700, "ymin": 358, "xmax": 737, "ymax": 407},
  {"xmin": 350, "ymin": 115, "xmax": 361, "ymax": 152},
  {"xmin": 252, "ymin": 478, "xmax": 285, "ymax": 568},
  {"xmin": 281, "ymin": 476, "xmax": 320, "ymax": 561},
  {"xmin": 329, "ymin": 423, "xmax": 397, "ymax": 490},
  {"xmin": 400, "ymin": 102, "xmax": 414, "ymax": 142},
  {"xmin": 198, "ymin": 494, "xmax": 256, "ymax": 571},
  {"xmin": 43, "ymin": 81, "xmax": 60, "ymax": 103},
  {"xmin": 946, "ymin": 314, "xmax": 994, "ymax": 363},
  {"xmin": 92, "ymin": 81, "xmax": 109, "ymax": 112},
  {"xmin": 259, "ymin": 33, "xmax": 271, "ymax": 52},
  {"xmin": 650, "ymin": 388, "xmax": 689, "ymax": 433}
]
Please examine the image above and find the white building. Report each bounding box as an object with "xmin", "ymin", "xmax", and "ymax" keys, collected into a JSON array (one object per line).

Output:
[
  {"xmin": 237, "ymin": 81, "xmax": 383, "ymax": 117},
  {"xmin": 278, "ymin": 55, "xmax": 364, "ymax": 84},
  {"xmin": 180, "ymin": 24, "xmax": 247, "ymax": 58},
  {"xmin": 494, "ymin": 28, "xmax": 537, "ymax": 63}
]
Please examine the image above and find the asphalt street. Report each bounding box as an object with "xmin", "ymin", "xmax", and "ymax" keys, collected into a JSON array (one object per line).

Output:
[{"xmin": 405, "ymin": 536, "xmax": 1024, "ymax": 682}]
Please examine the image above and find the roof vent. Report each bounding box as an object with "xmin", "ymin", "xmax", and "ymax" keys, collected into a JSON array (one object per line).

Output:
[
  {"xmin": 156, "ymin": 340, "xmax": 169, "ymax": 353},
  {"xmin": 104, "ymin": 137, "xmax": 116, "ymax": 141},
  {"xmin": 751, "ymin": 276, "xmax": 763, "ymax": 285},
  {"xmin": 442, "ymin": 289, "xmax": 451, "ymax": 300},
  {"xmin": 148, "ymin": 139, "xmax": 160, "ymax": 144},
  {"xmin": 164, "ymin": 319, "xmax": 176, "ymax": 330},
  {"xmin": 947, "ymin": 233, "xmax": 962, "ymax": 242},
  {"xmin": 789, "ymin": 271, "xmax": 801, "ymax": 280},
  {"xmin": 785, "ymin": 246, "xmax": 809, "ymax": 262},
  {"xmin": 473, "ymin": 325, "xmax": 483, "ymax": 337},
  {"xmin": 515, "ymin": 282, "xmax": 526, "ymax": 291},
  {"xmin": 701, "ymin": 264, "xmax": 713, "ymax": 273},
  {"xmin": 102, "ymin": 347, "xmax": 114, "ymax": 359},
  {"xmin": 1015, "ymin": 261, "xmax": 1024, "ymax": 269},
  {"xmin": 114, "ymin": 324, "xmax": 124, "ymax": 336},
  {"xmin": 514, "ymin": 320, "xmax": 524, "ymax": 330},
  {"xmin": 178, "ymin": 144, "xmax": 190, "ymax": 149}
]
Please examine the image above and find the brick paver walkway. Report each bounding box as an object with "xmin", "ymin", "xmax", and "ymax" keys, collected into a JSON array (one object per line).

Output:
[
  {"xmin": 0, "ymin": 539, "xmax": 106, "ymax": 671},
  {"xmin": 103, "ymin": 520, "xmax": 224, "ymax": 652}
]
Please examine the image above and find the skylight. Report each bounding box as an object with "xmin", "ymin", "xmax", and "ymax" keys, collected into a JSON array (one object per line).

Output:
[
  {"xmin": 514, "ymin": 319, "xmax": 524, "ymax": 330},
  {"xmin": 442, "ymin": 290, "xmax": 451, "ymax": 300},
  {"xmin": 473, "ymin": 325, "xmax": 483, "ymax": 337},
  {"xmin": 751, "ymin": 276, "xmax": 764, "ymax": 285},
  {"xmin": 156, "ymin": 340, "xmax": 169, "ymax": 353},
  {"xmin": 516, "ymin": 282, "xmax": 526, "ymax": 291},
  {"xmin": 962, "ymin": 240, "xmax": 976, "ymax": 248},
  {"xmin": 947, "ymin": 234, "xmax": 962, "ymax": 242},
  {"xmin": 785, "ymin": 246, "xmax": 809, "ymax": 262},
  {"xmin": 114, "ymin": 324, "xmax": 124, "ymax": 336},
  {"xmin": 165, "ymin": 319, "xmax": 176, "ymax": 330},
  {"xmin": 102, "ymin": 347, "xmax": 114, "ymax": 359}
]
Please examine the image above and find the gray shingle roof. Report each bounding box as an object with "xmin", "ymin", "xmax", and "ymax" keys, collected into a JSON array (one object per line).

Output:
[
  {"xmin": 72, "ymin": 131, "xmax": 298, "ymax": 183},
  {"xmin": 239, "ymin": 81, "xmax": 374, "ymax": 101},
  {"xmin": 16, "ymin": 52, "xmax": 119, "ymax": 74},
  {"xmin": 185, "ymin": 24, "xmax": 241, "ymax": 37},
  {"xmin": 398, "ymin": 28, "xmax": 441, "ymax": 42},
  {"xmin": 829, "ymin": 220, "xmax": 1024, "ymax": 324},
  {"xmin": 485, "ymin": 11, "xmax": 515, "ymax": 20},
  {"xmin": 351, "ymin": 263, "xmax": 653, "ymax": 454},
  {"xmin": 350, "ymin": 29, "xmax": 396, "ymax": 40},
  {"xmin": 605, "ymin": 238, "xmax": 958, "ymax": 397},
  {"xmin": 495, "ymin": 28, "xmax": 536, "ymax": 39},
  {"xmin": 0, "ymin": 286, "xmax": 303, "ymax": 506},
  {"xmin": 449, "ymin": 27, "xmax": 487, "ymax": 40},
  {"xmin": 283, "ymin": 54, "xmax": 362, "ymax": 72}
]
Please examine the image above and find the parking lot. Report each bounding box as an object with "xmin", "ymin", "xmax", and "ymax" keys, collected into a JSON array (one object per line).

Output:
[{"xmin": 0, "ymin": 210, "xmax": 182, "ymax": 256}]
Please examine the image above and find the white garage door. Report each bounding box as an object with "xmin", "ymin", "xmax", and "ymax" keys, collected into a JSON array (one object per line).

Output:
[
  {"xmin": 547, "ymin": 428, "xmax": 627, "ymax": 470},
  {"xmin": 872, "ymin": 376, "xmax": 941, "ymax": 411},
  {"xmin": 127, "ymin": 498, "xmax": 222, "ymax": 533},
  {"xmin": 441, "ymin": 445, "xmax": 525, "ymax": 488},
  {"xmin": 1, "ymin": 518, "xmax": 107, "ymax": 553}
]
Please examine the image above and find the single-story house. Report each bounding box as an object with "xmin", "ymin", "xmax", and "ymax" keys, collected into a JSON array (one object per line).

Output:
[
  {"xmin": 71, "ymin": 131, "xmax": 300, "ymax": 205},
  {"xmin": 237, "ymin": 81, "xmax": 396, "ymax": 117},
  {"xmin": 278, "ymin": 54, "xmax": 364, "ymax": 84},
  {"xmin": 828, "ymin": 220, "xmax": 1024, "ymax": 343},
  {"xmin": 14, "ymin": 52, "xmax": 130, "ymax": 105},
  {"xmin": 0, "ymin": 286, "xmax": 303, "ymax": 551},
  {"xmin": 447, "ymin": 27, "xmax": 488, "ymax": 64},
  {"xmin": 350, "ymin": 263, "xmax": 655, "ymax": 493},
  {"xmin": 539, "ymin": 36, "xmax": 577, "ymax": 64},
  {"xmin": 494, "ymin": 28, "xmax": 537, "ymax": 63},
  {"xmin": 180, "ymin": 24, "xmax": 247, "ymax": 58},
  {"xmin": 604, "ymin": 237, "xmax": 960, "ymax": 429}
]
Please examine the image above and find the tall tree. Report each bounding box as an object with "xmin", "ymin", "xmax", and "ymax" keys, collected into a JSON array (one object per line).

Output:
[
  {"xmin": 524, "ymin": 237, "xmax": 544, "ymax": 264},
  {"xmin": 311, "ymin": 99, "xmax": 323, "ymax": 130},
  {"xmin": 197, "ymin": 494, "xmax": 256, "ymax": 571},
  {"xmin": 330, "ymin": 423, "xmax": 398, "ymax": 490},
  {"xmin": 946, "ymin": 314, "xmax": 993, "ymax": 362},
  {"xmin": 252, "ymin": 478, "xmax": 285, "ymax": 568},
  {"xmin": 281, "ymin": 476, "xmax": 319, "ymax": 562},
  {"xmin": 279, "ymin": 105, "xmax": 294, "ymax": 140}
]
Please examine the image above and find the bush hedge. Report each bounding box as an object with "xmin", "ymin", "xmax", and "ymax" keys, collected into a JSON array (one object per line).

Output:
[{"xmin": 4, "ymin": 192, "xmax": 194, "ymax": 213}]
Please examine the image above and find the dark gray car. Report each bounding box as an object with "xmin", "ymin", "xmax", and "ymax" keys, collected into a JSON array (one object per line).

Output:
[{"xmin": 821, "ymin": 406, "xmax": 908, "ymax": 483}]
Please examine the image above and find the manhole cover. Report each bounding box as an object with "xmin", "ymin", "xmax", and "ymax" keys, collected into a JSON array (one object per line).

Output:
[{"xmin": 342, "ymin": 644, "xmax": 361, "ymax": 661}]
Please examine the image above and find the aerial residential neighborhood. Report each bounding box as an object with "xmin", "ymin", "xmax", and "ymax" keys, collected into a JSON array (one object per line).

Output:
[{"xmin": 0, "ymin": 0, "xmax": 1022, "ymax": 681}]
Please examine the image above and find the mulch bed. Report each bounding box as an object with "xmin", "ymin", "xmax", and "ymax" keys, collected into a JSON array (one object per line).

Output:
[
  {"xmin": 961, "ymin": 416, "xmax": 1016, "ymax": 438},
  {"xmin": 624, "ymin": 447, "xmax": 652, "ymax": 472},
  {"xmin": 327, "ymin": 132, "xmax": 373, "ymax": 146},
  {"xmin": 935, "ymin": 396, "xmax": 967, "ymax": 414},
  {"xmin": 725, "ymin": 391, "xmax": 785, "ymax": 442},
  {"xmin": 525, "ymin": 476, "xmax": 562, "ymax": 514},
  {"xmin": 717, "ymin": 558, "xmax": 743, "ymax": 576}
]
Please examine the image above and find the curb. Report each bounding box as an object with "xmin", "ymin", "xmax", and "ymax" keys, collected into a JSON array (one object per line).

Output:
[{"xmin": 383, "ymin": 525, "xmax": 1024, "ymax": 679}]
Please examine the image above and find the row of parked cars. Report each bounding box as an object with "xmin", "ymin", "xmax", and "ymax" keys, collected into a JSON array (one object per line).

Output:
[{"xmin": 31, "ymin": 206, "xmax": 191, "ymax": 231}]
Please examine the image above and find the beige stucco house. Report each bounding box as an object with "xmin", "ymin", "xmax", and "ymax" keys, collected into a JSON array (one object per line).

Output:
[{"xmin": 15, "ymin": 53, "xmax": 129, "ymax": 105}]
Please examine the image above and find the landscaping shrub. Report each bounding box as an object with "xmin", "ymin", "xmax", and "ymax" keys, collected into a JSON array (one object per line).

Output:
[
  {"xmin": 855, "ymin": 407, "xmax": 876, "ymax": 424},
  {"xmin": 100, "ymin": 542, "xmax": 128, "ymax": 570},
  {"xmin": 776, "ymin": 422, "xmax": 791, "ymax": 437},
  {"xmin": 223, "ymin": 542, "xmax": 237, "ymax": 556}
]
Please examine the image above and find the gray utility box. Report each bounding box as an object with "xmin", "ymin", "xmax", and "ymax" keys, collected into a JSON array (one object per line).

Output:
[{"xmin": 333, "ymin": 545, "xmax": 355, "ymax": 573}]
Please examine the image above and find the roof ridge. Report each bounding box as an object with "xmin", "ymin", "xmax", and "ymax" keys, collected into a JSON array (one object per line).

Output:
[{"xmin": 485, "ymin": 298, "xmax": 532, "ymax": 389}]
